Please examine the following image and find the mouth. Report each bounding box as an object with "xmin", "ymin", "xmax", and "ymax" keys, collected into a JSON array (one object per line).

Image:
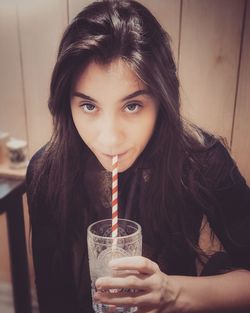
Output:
[{"xmin": 102, "ymin": 151, "xmax": 128, "ymax": 159}]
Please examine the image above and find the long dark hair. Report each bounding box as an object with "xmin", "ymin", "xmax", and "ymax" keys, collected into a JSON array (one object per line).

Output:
[{"xmin": 28, "ymin": 0, "xmax": 228, "ymax": 270}]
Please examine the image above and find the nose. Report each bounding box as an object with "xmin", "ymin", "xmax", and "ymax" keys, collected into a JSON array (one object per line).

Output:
[{"xmin": 97, "ymin": 115, "xmax": 124, "ymax": 153}]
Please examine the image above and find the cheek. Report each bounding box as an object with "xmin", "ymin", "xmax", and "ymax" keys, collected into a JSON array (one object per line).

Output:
[
  {"xmin": 131, "ymin": 115, "xmax": 156, "ymax": 149},
  {"xmin": 71, "ymin": 110, "xmax": 93, "ymax": 144}
]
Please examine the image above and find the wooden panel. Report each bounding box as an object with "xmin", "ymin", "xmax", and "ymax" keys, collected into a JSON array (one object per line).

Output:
[
  {"xmin": 179, "ymin": 0, "xmax": 244, "ymax": 143},
  {"xmin": 0, "ymin": 2, "xmax": 27, "ymax": 140},
  {"xmin": 68, "ymin": 0, "xmax": 94, "ymax": 22},
  {"xmin": 69, "ymin": 0, "xmax": 181, "ymax": 60},
  {"xmin": 17, "ymin": 0, "xmax": 68, "ymax": 156},
  {"xmin": 139, "ymin": 0, "xmax": 181, "ymax": 61},
  {"xmin": 0, "ymin": 214, "xmax": 11, "ymax": 282},
  {"xmin": 232, "ymin": 0, "xmax": 250, "ymax": 184}
]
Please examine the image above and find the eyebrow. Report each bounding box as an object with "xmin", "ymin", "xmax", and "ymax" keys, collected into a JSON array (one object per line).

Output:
[{"xmin": 72, "ymin": 89, "xmax": 151, "ymax": 103}]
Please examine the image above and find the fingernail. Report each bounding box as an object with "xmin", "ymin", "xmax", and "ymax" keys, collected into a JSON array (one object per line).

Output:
[{"xmin": 96, "ymin": 277, "xmax": 105, "ymax": 286}]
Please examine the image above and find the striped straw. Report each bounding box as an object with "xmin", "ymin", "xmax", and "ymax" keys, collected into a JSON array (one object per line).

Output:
[{"xmin": 112, "ymin": 155, "xmax": 118, "ymax": 237}]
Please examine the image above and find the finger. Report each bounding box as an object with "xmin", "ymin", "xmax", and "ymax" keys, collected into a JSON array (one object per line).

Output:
[
  {"xmin": 109, "ymin": 256, "xmax": 159, "ymax": 274},
  {"xmin": 94, "ymin": 290, "xmax": 151, "ymax": 307},
  {"xmin": 106, "ymin": 305, "xmax": 117, "ymax": 313},
  {"xmin": 136, "ymin": 308, "xmax": 157, "ymax": 313},
  {"xmin": 96, "ymin": 274, "xmax": 148, "ymax": 290}
]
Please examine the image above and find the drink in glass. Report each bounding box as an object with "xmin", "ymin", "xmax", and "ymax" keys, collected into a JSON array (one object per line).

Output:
[{"xmin": 87, "ymin": 218, "xmax": 142, "ymax": 313}]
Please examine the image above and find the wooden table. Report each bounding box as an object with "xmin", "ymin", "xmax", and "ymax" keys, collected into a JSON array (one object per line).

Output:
[{"xmin": 0, "ymin": 170, "xmax": 32, "ymax": 313}]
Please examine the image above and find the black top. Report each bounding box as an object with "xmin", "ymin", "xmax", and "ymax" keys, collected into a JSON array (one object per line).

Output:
[{"xmin": 26, "ymin": 142, "xmax": 250, "ymax": 313}]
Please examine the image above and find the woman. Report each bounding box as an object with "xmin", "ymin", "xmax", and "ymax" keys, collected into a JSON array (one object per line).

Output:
[{"xmin": 27, "ymin": 1, "xmax": 250, "ymax": 312}]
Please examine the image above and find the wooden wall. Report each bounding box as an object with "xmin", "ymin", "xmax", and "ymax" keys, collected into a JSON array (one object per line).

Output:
[{"xmin": 0, "ymin": 0, "xmax": 249, "ymax": 288}]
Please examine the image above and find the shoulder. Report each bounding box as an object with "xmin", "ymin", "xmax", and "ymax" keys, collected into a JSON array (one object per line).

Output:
[
  {"xmin": 26, "ymin": 144, "xmax": 51, "ymax": 219},
  {"xmin": 26, "ymin": 144, "xmax": 48, "ymax": 186},
  {"xmin": 211, "ymin": 142, "xmax": 246, "ymax": 189},
  {"xmin": 193, "ymin": 135, "xmax": 246, "ymax": 190}
]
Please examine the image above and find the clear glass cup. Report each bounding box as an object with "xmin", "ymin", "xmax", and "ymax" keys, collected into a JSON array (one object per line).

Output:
[{"xmin": 87, "ymin": 218, "xmax": 142, "ymax": 313}]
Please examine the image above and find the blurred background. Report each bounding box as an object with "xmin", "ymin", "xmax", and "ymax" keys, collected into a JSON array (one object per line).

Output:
[{"xmin": 0, "ymin": 0, "xmax": 249, "ymax": 312}]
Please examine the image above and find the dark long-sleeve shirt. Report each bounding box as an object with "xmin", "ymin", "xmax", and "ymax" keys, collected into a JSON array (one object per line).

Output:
[{"xmin": 26, "ymin": 142, "xmax": 250, "ymax": 313}]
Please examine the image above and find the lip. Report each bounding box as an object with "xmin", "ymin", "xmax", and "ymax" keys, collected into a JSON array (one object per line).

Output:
[{"xmin": 102, "ymin": 151, "xmax": 128, "ymax": 159}]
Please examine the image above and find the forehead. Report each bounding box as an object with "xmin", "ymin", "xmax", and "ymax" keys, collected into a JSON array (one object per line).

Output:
[{"xmin": 73, "ymin": 59, "xmax": 145, "ymax": 94}]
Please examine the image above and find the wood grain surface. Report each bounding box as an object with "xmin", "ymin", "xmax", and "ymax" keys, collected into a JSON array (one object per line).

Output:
[{"xmin": 232, "ymin": 0, "xmax": 250, "ymax": 183}]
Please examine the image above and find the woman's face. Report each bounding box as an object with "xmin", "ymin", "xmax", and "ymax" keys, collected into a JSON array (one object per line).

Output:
[{"xmin": 70, "ymin": 59, "xmax": 158, "ymax": 172}]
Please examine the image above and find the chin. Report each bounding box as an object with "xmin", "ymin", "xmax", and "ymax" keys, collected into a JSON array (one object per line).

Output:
[
  {"xmin": 100, "ymin": 163, "xmax": 112, "ymax": 172},
  {"xmin": 101, "ymin": 164, "xmax": 128, "ymax": 173},
  {"xmin": 118, "ymin": 166, "xmax": 129, "ymax": 173},
  {"xmin": 118, "ymin": 160, "xmax": 136, "ymax": 173},
  {"xmin": 98, "ymin": 160, "xmax": 131, "ymax": 173}
]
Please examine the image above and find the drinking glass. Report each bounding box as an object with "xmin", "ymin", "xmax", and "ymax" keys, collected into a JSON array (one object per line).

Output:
[{"xmin": 87, "ymin": 218, "xmax": 142, "ymax": 313}]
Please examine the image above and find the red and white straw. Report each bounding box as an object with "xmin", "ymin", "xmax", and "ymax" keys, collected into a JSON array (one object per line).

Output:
[{"xmin": 112, "ymin": 155, "xmax": 118, "ymax": 237}]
